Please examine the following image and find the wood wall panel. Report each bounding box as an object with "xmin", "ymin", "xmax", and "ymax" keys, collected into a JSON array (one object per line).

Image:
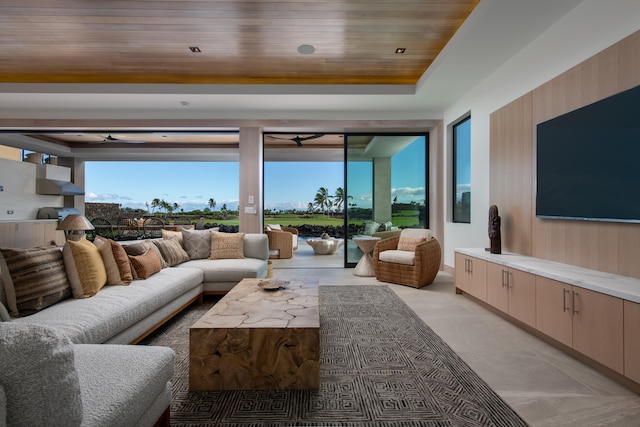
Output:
[
  {"xmin": 491, "ymin": 30, "xmax": 640, "ymax": 279},
  {"xmin": 489, "ymin": 92, "xmax": 533, "ymax": 255}
]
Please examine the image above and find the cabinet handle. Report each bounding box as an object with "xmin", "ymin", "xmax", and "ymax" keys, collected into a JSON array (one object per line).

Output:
[
  {"xmin": 572, "ymin": 290, "xmax": 579, "ymax": 315},
  {"xmin": 502, "ymin": 270, "xmax": 512, "ymax": 288},
  {"xmin": 563, "ymin": 288, "xmax": 569, "ymax": 312},
  {"xmin": 468, "ymin": 259, "xmax": 473, "ymax": 275},
  {"xmin": 465, "ymin": 258, "xmax": 470, "ymax": 273}
]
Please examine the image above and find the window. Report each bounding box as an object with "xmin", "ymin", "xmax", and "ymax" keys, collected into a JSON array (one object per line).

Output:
[
  {"xmin": 345, "ymin": 134, "xmax": 428, "ymax": 266},
  {"xmin": 453, "ymin": 116, "xmax": 471, "ymax": 223}
]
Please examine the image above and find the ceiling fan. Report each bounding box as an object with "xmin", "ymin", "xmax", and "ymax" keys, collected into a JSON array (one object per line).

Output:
[
  {"xmin": 98, "ymin": 134, "xmax": 147, "ymax": 144},
  {"xmin": 266, "ymin": 133, "xmax": 325, "ymax": 147}
]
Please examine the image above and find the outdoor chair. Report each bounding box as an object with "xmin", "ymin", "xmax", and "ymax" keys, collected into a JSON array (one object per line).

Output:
[
  {"xmin": 173, "ymin": 217, "xmax": 192, "ymax": 226},
  {"xmin": 143, "ymin": 217, "xmax": 166, "ymax": 238},
  {"xmin": 372, "ymin": 228, "xmax": 441, "ymax": 288},
  {"xmin": 89, "ymin": 217, "xmax": 115, "ymax": 240},
  {"xmin": 116, "ymin": 217, "xmax": 141, "ymax": 240}
]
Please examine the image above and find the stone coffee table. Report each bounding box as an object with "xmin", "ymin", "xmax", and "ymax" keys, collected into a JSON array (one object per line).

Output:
[{"xmin": 189, "ymin": 277, "xmax": 319, "ymax": 390}]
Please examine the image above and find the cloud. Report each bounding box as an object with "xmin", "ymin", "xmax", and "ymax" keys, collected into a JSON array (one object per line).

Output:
[
  {"xmin": 85, "ymin": 192, "xmax": 131, "ymax": 201},
  {"xmin": 392, "ymin": 187, "xmax": 425, "ymax": 198}
]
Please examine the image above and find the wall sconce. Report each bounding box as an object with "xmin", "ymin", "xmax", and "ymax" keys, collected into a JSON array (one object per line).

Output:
[{"xmin": 57, "ymin": 214, "xmax": 94, "ymax": 241}]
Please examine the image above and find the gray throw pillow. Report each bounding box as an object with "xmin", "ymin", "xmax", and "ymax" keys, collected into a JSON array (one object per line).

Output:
[
  {"xmin": 0, "ymin": 323, "xmax": 83, "ymax": 427},
  {"xmin": 182, "ymin": 229, "xmax": 212, "ymax": 260}
]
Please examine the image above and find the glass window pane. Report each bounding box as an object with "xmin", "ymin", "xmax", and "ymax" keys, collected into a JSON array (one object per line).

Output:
[
  {"xmin": 85, "ymin": 161, "xmax": 240, "ymax": 226},
  {"xmin": 453, "ymin": 117, "xmax": 471, "ymax": 223},
  {"xmin": 345, "ymin": 134, "xmax": 428, "ymax": 266}
]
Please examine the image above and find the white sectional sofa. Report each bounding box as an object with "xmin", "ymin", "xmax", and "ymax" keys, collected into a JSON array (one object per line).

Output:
[{"xmin": 0, "ymin": 229, "xmax": 269, "ymax": 426}]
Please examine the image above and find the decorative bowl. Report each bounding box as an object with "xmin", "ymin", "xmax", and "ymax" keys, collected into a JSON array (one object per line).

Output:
[{"xmin": 257, "ymin": 279, "xmax": 290, "ymax": 290}]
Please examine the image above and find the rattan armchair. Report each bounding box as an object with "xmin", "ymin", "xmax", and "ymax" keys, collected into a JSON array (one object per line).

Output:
[
  {"xmin": 372, "ymin": 229, "xmax": 441, "ymax": 289},
  {"xmin": 265, "ymin": 226, "xmax": 298, "ymax": 259}
]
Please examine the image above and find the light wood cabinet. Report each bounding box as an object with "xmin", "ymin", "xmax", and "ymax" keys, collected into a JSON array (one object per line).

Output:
[
  {"xmin": 535, "ymin": 277, "xmax": 572, "ymax": 347},
  {"xmin": 572, "ymin": 287, "xmax": 624, "ymax": 374},
  {"xmin": 0, "ymin": 221, "xmax": 65, "ymax": 248},
  {"xmin": 487, "ymin": 262, "xmax": 536, "ymax": 327},
  {"xmin": 456, "ymin": 249, "xmax": 635, "ymax": 386},
  {"xmin": 624, "ymin": 300, "xmax": 640, "ymax": 383},
  {"xmin": 455, "ymin": 253, "xmax": 487, "ymax": 301},
  {"xmin": 536, "ymin": 277, "xmax": 624, "ymax": 373}
]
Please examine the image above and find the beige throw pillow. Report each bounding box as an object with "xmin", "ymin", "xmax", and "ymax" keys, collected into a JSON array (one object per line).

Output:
[
  {"xmin": 210, "ymin": 231, "xmax": 245, "ymax": 259},
  {"xmin": 162, "ymin": 229, "xmax": 183, "ymax": 245},
  {"xmin": 93, "ymin": 236, "xmax": 125, "ymax": 285},
  {"xmin": 397, "ymin": 237, "xmax": 427, "ymax": 252}
]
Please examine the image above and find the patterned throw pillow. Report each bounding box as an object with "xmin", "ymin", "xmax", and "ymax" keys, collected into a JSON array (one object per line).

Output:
[
  {"xmin": 128, "ymin": 249, "xmax": 162, "ymax": 280},
  {"xmin": 153, "ymin": 237, "xmax": 189, "ymax": 266},
  {"xmin": 65, "ymin": 238, "xmax": 108, "ymax": 298},
  {"xmin": 210, "ymin": 231, "xmax": 245, "ymax": 259},
  {"xmin": 0, "ymin": 245, "xmax": 71, "ymax": 317},
  {"xmin": 182, "ymin": 229, "xmax": 213, "ymax": 260}
]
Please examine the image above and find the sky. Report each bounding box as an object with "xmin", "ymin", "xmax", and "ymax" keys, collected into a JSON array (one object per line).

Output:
[
  {"xmin": 85, "ymin": 161, "xmax": 344, "ymax": 213},
  {"xmin": 85, "ymin": 137, "xmax": 427, "ymax": 213}
]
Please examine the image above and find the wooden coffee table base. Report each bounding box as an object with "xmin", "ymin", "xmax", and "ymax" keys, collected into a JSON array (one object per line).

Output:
[{"xmin": 189, "ymin": 278, "xmax": 320, "ymax": 390}]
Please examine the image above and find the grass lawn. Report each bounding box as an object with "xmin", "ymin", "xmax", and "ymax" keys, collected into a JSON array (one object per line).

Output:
[{"xmin": 188, "ymin": 212, "xmax": 421, "ymax": 228}]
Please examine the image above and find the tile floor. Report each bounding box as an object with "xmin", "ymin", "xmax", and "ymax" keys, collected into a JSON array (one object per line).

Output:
[{"xmin": 270, "ymin": 240, "xmax": 640, "ymax": 426}]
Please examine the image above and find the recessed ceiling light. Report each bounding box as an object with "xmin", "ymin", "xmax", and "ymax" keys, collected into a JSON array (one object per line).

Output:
[
  {"xmin": 395, "ymin": 48, "xmax": 406, "ymax": 54},
  {"xmin": 297, "ymin": 44, "xmax": 315, "ymax": 55},
  {"xmin": 189, "ymin": 47, "xmax": 201, "ymax": 53},
  {"xmin": 180, "ymin": 101, "xmax": 190, "ymax": 107}
]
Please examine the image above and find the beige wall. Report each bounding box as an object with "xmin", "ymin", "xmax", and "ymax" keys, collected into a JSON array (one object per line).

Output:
[
  {"xmin": 0, "ymin": 157, "xmax": 65, "ymax": 220},
  {"xmin": 490, "ymin": 30, "xmax": 640, "ymax": 278}
]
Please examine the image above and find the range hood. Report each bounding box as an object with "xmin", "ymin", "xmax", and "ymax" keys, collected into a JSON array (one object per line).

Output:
[
  {"xmin": 36, "ymin": 178, "xmax": 85, "ymax": 196},
  {"xmin": 35, "ymin": 164, "xmax": 85, "ymax": 196}
]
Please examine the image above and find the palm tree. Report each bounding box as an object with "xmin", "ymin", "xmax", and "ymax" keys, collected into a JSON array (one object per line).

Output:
[
  {"xmin": 150, "ymin": 198, "xmax": 161, "ymax": 214},
  {"xmin": 333, "ymin": 187, "xmax": 345, "ymax": 214},
  {"xmin": 208, "ymin": 198, "xmax": 216, "ymax": 210},
  {"xmin": 314, "ymin": 187, "xmax": 332, "ymax": 217},
  {"xmin": 307, "ymin": 202, "xmax": 315, "ymax": 214}
]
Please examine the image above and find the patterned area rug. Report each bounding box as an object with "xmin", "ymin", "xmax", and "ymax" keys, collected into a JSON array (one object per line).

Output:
[{"xmin": 142, "ymin": 284, "xmax": 528, "ymax": 426}]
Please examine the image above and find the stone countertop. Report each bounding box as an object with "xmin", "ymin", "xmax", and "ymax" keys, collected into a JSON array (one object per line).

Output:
[
  {"xmin": 456, "ymin": 248, "xmax": 640, "ymax": 304},
  {"xmin": 191, "ymin": 277, "xmax": 319, "ymax": 329}
]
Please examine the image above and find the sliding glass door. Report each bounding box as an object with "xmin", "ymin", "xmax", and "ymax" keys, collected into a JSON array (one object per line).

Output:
[{"xmin": 345, "ymin": 134, "xmax": 428, "ymax": 266}]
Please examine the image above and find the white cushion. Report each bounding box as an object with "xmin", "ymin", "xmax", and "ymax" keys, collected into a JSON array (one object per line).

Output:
[{"xmin": 379, "ymin": 249, "xmax": 415, "ymax": 266}]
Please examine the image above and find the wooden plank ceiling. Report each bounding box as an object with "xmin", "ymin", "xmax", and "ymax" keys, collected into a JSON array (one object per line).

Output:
[{"xmin": 0, "ymin": 0, "xmax": 479, "ymax": 85}]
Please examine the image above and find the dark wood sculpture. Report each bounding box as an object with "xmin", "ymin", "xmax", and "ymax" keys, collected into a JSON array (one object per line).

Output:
[{"xmin": 488, "ymin": 204, "xmax": 501, "ymax": 254}]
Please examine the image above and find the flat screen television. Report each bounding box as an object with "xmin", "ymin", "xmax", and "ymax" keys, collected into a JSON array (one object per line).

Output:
[{"xmin": 536, "ymin": 84, "xmax": 640, "ymax": 223}]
